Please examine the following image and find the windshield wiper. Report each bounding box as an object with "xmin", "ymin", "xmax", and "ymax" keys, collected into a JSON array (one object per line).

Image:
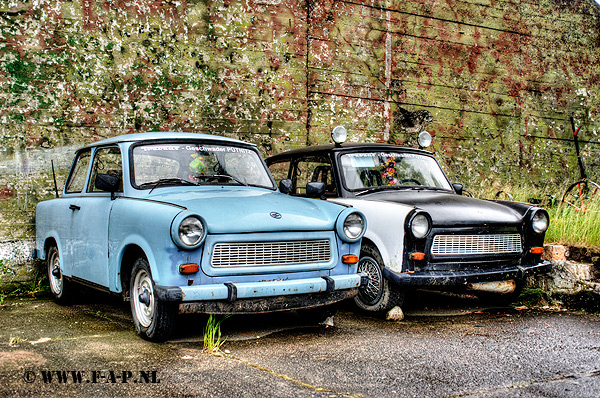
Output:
[
  {"xmin": 138, "ymin": 178, "xmax": 198, "ymax": 194},
  {"xmin": 355, "ymin": 185, "xmax": 428, "ymax": 196},
  {"xmin": 194, "ymin": 174, "xmax": 248, "ymax": 186}
]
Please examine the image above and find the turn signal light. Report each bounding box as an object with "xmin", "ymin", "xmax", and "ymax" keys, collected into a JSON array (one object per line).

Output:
[
  {"xmin": 410, "ymin": 252, "xmax": 426, "ymax": 261},
  {"xmin": 530, "ymin": 247, "xmax": 544, "ymax": 254},
  {"xmin": 342, "ymin": 254, "xmax": 359, "ymax": 264},
  {"xmin": 179, "ymin": 263, "xmax": 200, "ymax": 274}
]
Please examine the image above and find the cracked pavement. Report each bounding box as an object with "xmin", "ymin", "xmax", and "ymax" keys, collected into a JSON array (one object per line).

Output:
[{"xmin": 0, "ymin": 290, "xmax": 599, "ymax": 397}]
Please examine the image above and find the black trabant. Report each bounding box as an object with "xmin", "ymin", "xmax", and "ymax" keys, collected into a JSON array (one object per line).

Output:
[{"xmin": 267, "ymin": 128, "xmax": 551, "ymax": 316}]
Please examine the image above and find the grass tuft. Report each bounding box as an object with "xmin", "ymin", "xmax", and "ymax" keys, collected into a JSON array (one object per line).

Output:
[{"xmin": 203, "ymin": 314, "xmax": 231, "ymax": 353}]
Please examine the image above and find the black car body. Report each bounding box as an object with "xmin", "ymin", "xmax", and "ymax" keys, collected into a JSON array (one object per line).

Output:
[{"xmin": 267, "ymin": 140, "xmax": 551, "ymax": 315}]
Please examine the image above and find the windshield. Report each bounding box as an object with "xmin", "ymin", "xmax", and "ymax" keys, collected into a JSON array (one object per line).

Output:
[
  {"xmin": 340, "ymin": 151, "xmax": 452, "ymax": 191},
  {"xmin": 132, "ymin": 142, "xmax": 275, "ymax": 189}
]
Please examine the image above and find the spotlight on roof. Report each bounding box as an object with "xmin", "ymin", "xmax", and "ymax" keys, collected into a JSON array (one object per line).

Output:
[
  {"xmin": 418, "ymin": 131, "xmax": 432, "ymax": 148},
  {"xmin": 331, "ymin": 126, "xmax": 347, "ymax": 145}
]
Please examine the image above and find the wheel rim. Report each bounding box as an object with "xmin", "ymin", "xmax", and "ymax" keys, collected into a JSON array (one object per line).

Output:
[
  {"xmin": 357, "ymin": 256, "xmax": 383, "ymax": 305},
  {"xmin": 133, "ymin": 269, "xmax": 154, "ymax": 328},
  {"xmin": 48, "ymin": 250, "xmax": 63, "ymax": 295}
]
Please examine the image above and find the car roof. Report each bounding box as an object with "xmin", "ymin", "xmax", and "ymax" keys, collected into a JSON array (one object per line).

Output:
[
  {"xmin": 82, "ymin": 132, "xmax": 255, "ymax": 150},
  {"xmin": 267, "ymin": 142, "xmax": 432, "ymax": 162}
]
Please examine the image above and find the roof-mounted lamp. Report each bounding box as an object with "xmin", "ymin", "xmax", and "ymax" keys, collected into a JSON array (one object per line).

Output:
[
  {"xmin": 418, "ymin": 131, "xmax": 432, "ymax": 149},
  {"xmin": 331, "ymin": 125, "xmax": 347, "ymax": 146}
]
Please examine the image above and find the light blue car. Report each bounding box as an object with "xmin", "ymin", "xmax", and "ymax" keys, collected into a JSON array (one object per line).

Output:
[{"xmin": 35, "ymin": 132, "xmax": 366, "ymax": 341}]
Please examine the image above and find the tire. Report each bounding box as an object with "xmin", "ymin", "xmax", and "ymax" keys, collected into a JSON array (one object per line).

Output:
[
  {"xmin": 47, "ymin": 245, "xmax": 73, "ymax": 304},
  {"xmin": 353, "ymin": 245, "xmax": 405, "ymax": 315},
  {"xmin": 130, "ymin": 257, "xmax": 176, "ymax": 342}
]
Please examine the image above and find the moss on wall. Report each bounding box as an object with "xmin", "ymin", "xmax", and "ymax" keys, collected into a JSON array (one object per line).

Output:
[{"xmin": 0, "ymin": 0, "xmax": 599, "ymax": 240}]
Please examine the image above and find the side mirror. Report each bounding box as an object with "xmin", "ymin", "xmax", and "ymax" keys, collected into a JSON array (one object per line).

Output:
[
  {"xmin": 306, "ymin": 182, "xmax": 325, "ymax": 198},
  {"xmin": 279, "ymin": 179, "xmax": 293, "ymax": 194},
  {"xmin": 452, "ymin": 183, "xmax": 463, "ymax": 196},
  {"xmin": 95, "ymin": 173, "xmax": 121, "ymax": 200}
]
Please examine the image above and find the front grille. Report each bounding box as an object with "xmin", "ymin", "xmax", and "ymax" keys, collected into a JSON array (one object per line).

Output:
[
  {"xmin": 431, "ymin": 234, "xmax": 522, "ymax": 256},
  {"xmin": 211, "ymin": 240, "xmax": 331, "ymax": 267}
]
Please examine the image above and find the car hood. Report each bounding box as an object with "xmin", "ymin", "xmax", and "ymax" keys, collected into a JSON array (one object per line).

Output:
[
  {"xmin": 362, "ymin": 190, "xmax": 527, "ymax": 226},
  {"xmin": 145, "ymin": 187, "xmax": 345, "ymax": 233}
]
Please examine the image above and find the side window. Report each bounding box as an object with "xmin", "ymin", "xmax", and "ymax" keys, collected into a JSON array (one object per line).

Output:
[
  {"xmin": 65, "ymin": 150, "xmax": 92, "ymax": 194},
  {"xmin": 268, "ymin": 160, "xmax": 291, "ymax": 187},
  {"xmin": 88, "ymin": 147, "xmax": 123, "ymax": 193},
  {"xmin": 294, "ymin": 156, "xmax": 336, "ymax": 197}
]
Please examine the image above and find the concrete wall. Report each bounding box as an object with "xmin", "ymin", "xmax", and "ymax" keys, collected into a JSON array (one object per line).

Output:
[{"xmin": 1, "ymin": 0, "xmax": 600, "ymax": 242}]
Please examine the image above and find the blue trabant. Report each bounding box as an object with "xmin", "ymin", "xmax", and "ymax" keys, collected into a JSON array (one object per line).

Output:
[{"xmin": 35, "ymin": 132, "xmax": 366, "ymax": 341}]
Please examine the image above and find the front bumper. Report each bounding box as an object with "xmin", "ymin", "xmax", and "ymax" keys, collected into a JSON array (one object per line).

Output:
[
  {"xmin": 154, "ymin": 274, "xmax": 368, "ymax": 314},
  {"xmin": 384, "ymin": 260, "xmax": 552, "ymax": 287}
]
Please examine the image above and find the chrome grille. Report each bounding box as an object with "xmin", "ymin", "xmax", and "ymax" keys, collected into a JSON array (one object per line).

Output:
[
  {"xmin": 431, "ymin": 234, "xmax": 522, "ymax": 256},
  {"xmin": 211, "ymin": 240, "xmax": 331, "ymax": 267}
]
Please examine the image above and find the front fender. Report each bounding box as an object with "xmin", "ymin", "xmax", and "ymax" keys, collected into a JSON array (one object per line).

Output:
[
  {"xmin": 329, "ymin": 198, "xmax": 413, "ymax": 272},
  {"xmin": 108, "ymin": 198, "xmax": 185, "ymax": 292},
  {"xmin": 110, "ymin": 235, "xmax": 159, "ymax": 293}
]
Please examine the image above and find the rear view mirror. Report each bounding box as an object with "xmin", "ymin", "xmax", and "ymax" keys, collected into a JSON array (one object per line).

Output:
[
  {"xmin": 95, "ymin": 173, "xmax": 121, "ymax": 200},
  {"xmin": 279, "ymin": 179, "xmax": 293, "ymax": 194},
  {"xmin": 452, "ymin": 183, "xmax": 463, "ymax": 195},
  {"xmin": 306, "ymin": 182, "xmax": 325, "ymax": 198}
]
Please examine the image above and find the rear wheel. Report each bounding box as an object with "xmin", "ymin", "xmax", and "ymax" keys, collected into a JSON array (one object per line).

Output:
[
  {"xmin": 130, "ymin": 258, "xmax": 176, "ymax": 342},
  {"xmin": 353, "ymin": 245, "xmax": 405, "ymax": 315},
  {"xmin": 47, "ymin": 245, "xmax": 72, "ymax": 304}
]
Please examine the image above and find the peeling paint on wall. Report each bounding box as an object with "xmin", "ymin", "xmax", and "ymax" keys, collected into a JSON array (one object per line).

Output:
[{"xmin": 0, "ymin": 0, "xmax": 599, "ymax": 241}]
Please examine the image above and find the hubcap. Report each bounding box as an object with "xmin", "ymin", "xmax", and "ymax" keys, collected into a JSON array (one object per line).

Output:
[
  {"xmin": 357, "ymin": 257, "xmax": 383, "ymax": 305},
  {"xmin": 133, "ymin": 269, "xmax": 154, "ymax": 328},
  {"xmin": 48, "ymin": 251, "xmax": 63, "ymax": 295}
]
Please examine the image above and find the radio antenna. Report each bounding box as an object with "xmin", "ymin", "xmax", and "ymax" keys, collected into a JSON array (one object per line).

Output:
[{"xmin": 51, "ymin": 160, "xmax": 59, "ymax": 198}]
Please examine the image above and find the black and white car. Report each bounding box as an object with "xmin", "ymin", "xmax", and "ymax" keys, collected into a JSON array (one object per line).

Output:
[{"xmin": 267, "ymin": 127, "xmax": 551, "ymax": 316}]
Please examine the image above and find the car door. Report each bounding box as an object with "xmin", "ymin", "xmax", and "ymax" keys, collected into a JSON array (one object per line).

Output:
[
  {"xmin": 59, "ymin": 149, "xmax": 93, "ymax": 277},
  {"xmin": 70, "ymin": 146, "xmax": 123, "ymax": 288}
]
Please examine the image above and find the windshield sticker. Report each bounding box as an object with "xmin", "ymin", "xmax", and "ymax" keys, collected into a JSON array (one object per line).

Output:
[
  {"xmin": 184, "ymin": 145, "xmax": 252, "ymax": 154},
  {"xmin": 349, "ymin": 156, "xmax": 376, "ymax": 168},
  {"xmin": 140, "ymin": 144, "xmax": 253, "ymax": 154},
  {"xmin": 345, "ymin": 152, "xmax": 424, "ymax": 160},
  {"xmin": 141, "ymin": 145, "xmax": 181, "ymax": 152}
]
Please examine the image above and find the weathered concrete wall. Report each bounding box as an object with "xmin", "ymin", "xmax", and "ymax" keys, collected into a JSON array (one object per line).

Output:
[
  {"xmin": 540, "ymin": 245, "xmax": 600, "ymax": 311},
  {"xmin": 1, "ymin": 0, "xmax": 600, "ymax": 241}
]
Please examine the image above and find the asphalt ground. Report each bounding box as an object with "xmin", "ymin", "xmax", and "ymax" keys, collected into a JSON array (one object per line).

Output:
[{"xmin": 0, "ymin": 290, "xmax": 599, "ymax": 398}]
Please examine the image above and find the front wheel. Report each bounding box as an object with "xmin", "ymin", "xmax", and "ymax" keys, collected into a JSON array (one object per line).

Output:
[
  {"xmin": 353, "ymin": 245, "xmax": 405, "ymax": 315},
  {"xmin": 47, "ymin": 245, "xmax": 73, "ymax": 304},
  {"xmin": 130, "ymin": 258, "xmax": 176, "ymax": 342}
]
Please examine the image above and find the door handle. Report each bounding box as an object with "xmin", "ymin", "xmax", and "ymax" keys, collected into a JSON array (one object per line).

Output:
[{"xmin": 69, "ymin": 204, "xmax": 80, "ymax": 211}]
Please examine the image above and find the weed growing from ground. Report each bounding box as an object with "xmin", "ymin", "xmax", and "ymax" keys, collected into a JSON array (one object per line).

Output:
[{"xmin": 203, "ymin": 314, "xmax": 231, "ymax": 353}]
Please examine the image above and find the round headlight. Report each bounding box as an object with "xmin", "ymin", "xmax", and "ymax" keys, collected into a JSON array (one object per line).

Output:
[
  {"xmin": 418, "ymin": 131, "xmax": 432, "ymax": 148},
  {"xmin": 331, "ymin": 125, "xmax": 347, "ymax": 144},
  {"xmin": 179, "ymin": 216, "xmax": 205, "ymax": 246},
  {"xmin": 410, "ymin": 213, "xmax": 430, "ymax": 239},
  {"xmin": 531, "ymin": 210, "xmax": 549, "ymax": 234},
  {"xmin": 343, "ymin": 213, "xmax": 365, "ymax": 240}
]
